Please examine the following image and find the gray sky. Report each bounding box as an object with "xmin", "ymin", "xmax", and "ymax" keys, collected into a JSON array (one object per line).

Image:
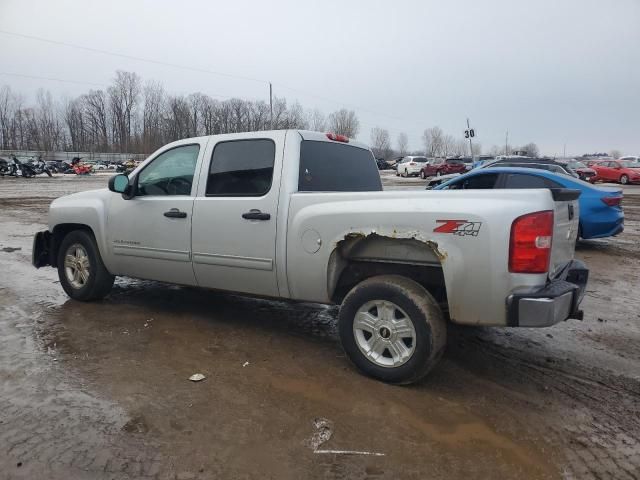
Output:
[{"xmin": 1, "ymin": 0, "xmax": 638, "ymax": 156}]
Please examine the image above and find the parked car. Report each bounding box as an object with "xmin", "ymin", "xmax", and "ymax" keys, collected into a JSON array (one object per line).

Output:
[
  {"xmin": 434, "ymin": 167, "xmax": 624, "ymax": 240},
  {"xmin": 472, "ymin": 155, "xmax": 495, "ymax": 169},
  {"xmin": 32, "ymin": 130, "xmax": 587, "ymax": 384},
  {"xmin": 424, "ymin": 173, "xmax": 461, "ymax": 188},
  {"xmin": 618, "ymin": 155, "xmax": 639, "ymax": 163},
  {"xmin": 395, "ymin": 155, "xmax": 428, "ymax": 177},
  {"xmin": 483, "ymin": 157, "xmax": 577, "ymax": 177},
  {"xmin": 420, "ymin": 158, "xmax": 467, "ymax": 179},
  {"xmin": 591, "ymin": 159, "xmax": 640, "ymax": 185},
  {"xmin": 375, "ymin": 158, "xmax": 393, "ymax": 170},
  {"xmin": 557, "ymin": 159, "xmax": 597, "ymax": 182}
]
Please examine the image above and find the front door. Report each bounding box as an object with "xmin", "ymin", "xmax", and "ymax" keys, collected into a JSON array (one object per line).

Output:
[
  {"xmin": 191, "ymin": 132, "xmax": 284, "ymax": 297},
  {"xmin": 107, "ymin": 141, "xmax": 206, "ymax": 285}
]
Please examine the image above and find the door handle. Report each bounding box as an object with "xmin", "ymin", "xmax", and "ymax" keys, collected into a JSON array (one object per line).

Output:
[
  {"xmin": 242, "ymin": 209, "xmax": 271, "ymax": 221},
  {"xmin": 164, "ymin": 208, "xmax": 187, "ymax": 218}
]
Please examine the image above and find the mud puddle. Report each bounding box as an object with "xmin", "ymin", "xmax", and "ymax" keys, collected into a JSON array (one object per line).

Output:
[{"xmin": 1, "ymin": 175, "xmax": 639, "ymax": 479}]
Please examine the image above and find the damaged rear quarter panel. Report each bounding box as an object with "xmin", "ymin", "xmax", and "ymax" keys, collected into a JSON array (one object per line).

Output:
[{"xmin": 286, "ymin": 189, "xmax": 557, "ymax": 326}]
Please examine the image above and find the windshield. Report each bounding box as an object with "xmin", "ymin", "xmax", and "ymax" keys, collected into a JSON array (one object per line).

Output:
[
  {"xmin": 568, "ymin": 161, "xmax": 588, "ymax": 169},
  {"xmin": 619, "ymin": 160, "xmax": 640, "ymax": 168}
]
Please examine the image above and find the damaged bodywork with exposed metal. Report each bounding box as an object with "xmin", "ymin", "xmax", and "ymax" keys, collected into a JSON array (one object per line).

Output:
[{"xmin": 32, "ymin": 129, "xmax": 589, "ymax": 384}]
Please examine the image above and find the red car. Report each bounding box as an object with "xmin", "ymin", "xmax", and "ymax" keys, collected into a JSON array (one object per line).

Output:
[
  {"xmin": 419, "ymin": 158, "xmax": 467, "ymax": 179},
  {"xmin": 591, "ymin": 159, "xmax": 640, "ymax": 185}
]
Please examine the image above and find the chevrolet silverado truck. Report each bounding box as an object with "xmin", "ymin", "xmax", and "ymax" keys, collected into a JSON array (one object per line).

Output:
[{"xmin": 32, "ymin": 130, "xmax": 589, "ymax": 384}]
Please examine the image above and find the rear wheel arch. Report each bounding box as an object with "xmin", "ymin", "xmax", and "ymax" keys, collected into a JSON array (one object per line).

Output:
[{"xmin": 327, "ymin": 235, "xmax": 448, "ymax": 310}]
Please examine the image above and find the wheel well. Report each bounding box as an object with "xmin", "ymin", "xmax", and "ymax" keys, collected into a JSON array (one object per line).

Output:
[
  {"xmin": 331, "ymin": 261, "xmax": 447, "ymax": 309},
  {"xmin": 50, "ymin": 223, "xmax": 95, "ymax": 267},
  {"xmin": 328, "ymin": 234, "xmax": 448, "ymax": 312}
]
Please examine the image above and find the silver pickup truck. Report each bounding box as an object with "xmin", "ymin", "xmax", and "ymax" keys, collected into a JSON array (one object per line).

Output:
[{"xmin": 33, "ymin": 130, "xmax": 588, "ymax": 384}]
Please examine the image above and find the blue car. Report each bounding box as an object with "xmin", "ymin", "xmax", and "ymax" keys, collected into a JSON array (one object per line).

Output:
[{"xmin": 433, "ymin": 167, "xmax": 624, "ymax": 240}]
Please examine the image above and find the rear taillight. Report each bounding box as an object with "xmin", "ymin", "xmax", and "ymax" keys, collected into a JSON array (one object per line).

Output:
[
  {"xmin": 509, "ymin": 211, "xmax": 554, "ymax": 274},
  {"xmin": 601, "ymin": 196, "xmax": 622, "ymax": 207},
  {"xmin": 326, "ymin": 132, "xmax": 349, "ymax": 143},
  {"xmin": 409, "ymin": 162, "xmax": 416, "ymax": 166}
]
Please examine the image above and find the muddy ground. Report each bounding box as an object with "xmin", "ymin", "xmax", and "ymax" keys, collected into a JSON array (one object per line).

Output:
[{"xmin": 0, "ymin": 173, "xmax": 639, "ymax": 480}]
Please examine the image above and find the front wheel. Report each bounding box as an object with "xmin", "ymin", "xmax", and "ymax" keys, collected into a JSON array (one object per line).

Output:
[
  {"xmin": 620, "ymin": 174, "xmax": 629, "ymax": 185},
  {"xmin": 57, "ymin": 230, "xmax": 115, "ymax": 301},
  {"xmin": 338, "ymin": 275, "xmax": 447, "ymax": 384}
]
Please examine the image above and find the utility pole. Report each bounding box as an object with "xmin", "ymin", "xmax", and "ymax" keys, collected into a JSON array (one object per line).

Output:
[
  {"xmin": 505, "ymin": 130, "xmax": 509, "ymax": 156},
  {"xmin": 269, "ymin": 82, "xmax": 273, "ymax": 130}
]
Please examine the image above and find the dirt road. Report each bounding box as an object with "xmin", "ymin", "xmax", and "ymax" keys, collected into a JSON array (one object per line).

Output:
[{"xmin": 0, "ymin": 174, "xmax": 638, "ymax": 479}]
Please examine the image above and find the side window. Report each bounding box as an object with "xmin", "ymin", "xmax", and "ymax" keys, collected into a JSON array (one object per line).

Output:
[
  {"xmin": 137, "ymin": 144, "xmax": 200, "ymax": 196},
  {"xmin": 206, "ymin": 139, "xmax": 275, "ymax": 196},
  {"xmin": 503, "ymin": 174, "xmax": 550, "ymax": 188},
  {"xmin": 459, "ymin": 173, "xmax": 499, "ymax": 189}
]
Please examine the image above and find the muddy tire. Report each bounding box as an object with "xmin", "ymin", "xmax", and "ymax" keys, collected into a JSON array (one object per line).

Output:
[
  {"xmin": 338, "ymin": 275, "xmax": 446, "ymax": 384},
  {"xmin": 57, "ymin": 230, "xmax": 114, "ymax": 301}
]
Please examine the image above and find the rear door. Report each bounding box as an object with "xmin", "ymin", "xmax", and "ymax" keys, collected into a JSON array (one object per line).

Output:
[{"xmin": 191, "ymin": 132, "xmax": 285, "ymax": 296}]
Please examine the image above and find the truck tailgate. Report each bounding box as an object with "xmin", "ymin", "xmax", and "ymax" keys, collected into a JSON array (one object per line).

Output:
[{"xmin": 549, "ymin": 189, "xmax": 581, "ymax": 278}]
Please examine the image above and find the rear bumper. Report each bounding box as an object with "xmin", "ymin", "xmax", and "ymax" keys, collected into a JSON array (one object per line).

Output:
[
  {"xmin": 32, "ymin": 230, "xmax": 53, "ymax": 268},
  {"xmin": 507, "ymin": 260, "xmax": 589, "ymax": 327}
]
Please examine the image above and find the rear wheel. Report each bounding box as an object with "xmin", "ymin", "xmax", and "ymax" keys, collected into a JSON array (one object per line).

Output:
[
  {"xmin": 620, "ymin": 174, "xmax": 629, "ymax": 185},
  {"xmin": 57, "ymin": 230, "xmax": 114, "ymax": 301},
  {"xmin": 338, "ymin": 275, "xmax": 447, "ymax": 384},
  {"xmin": 402, "ymin": 169, "xmax": 408, "ymax": 178},
  {"xmin": 420, "ymin": 171, "xmax": 426, "ymax": 179}
]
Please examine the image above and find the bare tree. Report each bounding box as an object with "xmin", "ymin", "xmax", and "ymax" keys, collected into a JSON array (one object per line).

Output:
[
  {"xmin": 108, "ymin": 71, "xmax": 141, "ymax": 151},
  {"xmin": 63, "ymin": 97, "xmax": 87, "ymax": 151},
  {"xmin": 609, "ymin": 149, "xmax": 622, "ymax": 159},
  {"xmin": 422, "ymin": 126, "xmax": 444, "ymax": 157},
  {"xmin": 471, "ymin": 142, "xmax": 482, "ymax": 156},
  {"xmin": 327, "ymin": 109, "xmax": 359, "ymax": 138},
  {"xmin": 519, "ymin": 142, "xmax": 539, "ymax": 157},
  {"xmin": 82, "ymin": 90, "xmax": 109, "ymax": 151},
  {"xmin": 307, "ymin": 108, "xmax": 326, "ymax": 131},
  {"xmin": 370, "ymin": 127, "xmax": 391, "ymax": 159},
  {"xmin": 397, "ymin": 132, "xmax": 409, "ymax": 156}
]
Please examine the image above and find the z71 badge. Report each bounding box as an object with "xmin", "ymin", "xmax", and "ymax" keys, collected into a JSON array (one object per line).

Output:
[{"xmin": 434, "ymin": 220, "xmax": 482, "ymax": 237}]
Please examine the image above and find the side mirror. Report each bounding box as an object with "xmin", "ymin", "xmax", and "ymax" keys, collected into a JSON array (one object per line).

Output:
[{"xmin": 108, "ymin": 174, "xmax": 134, "ymax": 199}]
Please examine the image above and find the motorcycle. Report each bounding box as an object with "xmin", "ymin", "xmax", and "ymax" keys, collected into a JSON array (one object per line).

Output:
[
  {"xmin": 69, "ymin": 157, "xmax": 92, "ymax": 175},
  {"xmin": 0, "ymin": 155, "xmax": 36, "ymax": 178},
  {"xmin": 26, "ymin": 157, "xmax": 53, "ymax": 177}
]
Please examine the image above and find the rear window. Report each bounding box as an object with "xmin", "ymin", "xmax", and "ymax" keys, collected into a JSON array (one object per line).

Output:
[
  {"xmin": 298, "ymin": 140, "xmax": 382, "ymax": 192},
  {"xmin": 448, "ymin": 173, "xmax": 499, "ymax": 189},
  {"xmin": 412, "ymin": 157, "xmax": 428, "ymax": 163},
  {"xmin": 503, "ymin": 173, "xmax": 562, "ymax": 189}
]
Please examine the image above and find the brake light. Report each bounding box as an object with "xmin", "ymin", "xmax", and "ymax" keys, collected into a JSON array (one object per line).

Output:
[
  {"xmin": 601, "ymin": 196, "xmax": 622, "ymax": 207},
  {"xmin": 326, "ymin": 132, "xmax": 349, "ymax": 143},
  {"xmin": 509, "ymin": 211, "xmax": 554, "ymax": 274},
  {"xmin": 409, "ymin": 162, "xmax": 416, "ymax": 166}
]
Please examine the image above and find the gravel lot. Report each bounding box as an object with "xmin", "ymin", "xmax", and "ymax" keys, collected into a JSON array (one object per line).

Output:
[{"xmin": 0, "ymin": 172, "xmax": 638, "ymax": 479}]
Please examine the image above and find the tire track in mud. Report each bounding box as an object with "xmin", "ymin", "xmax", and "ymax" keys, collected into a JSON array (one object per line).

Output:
[
  {"xmin": 449, "ymin": 330, "xmax": 640, "ymax": 480},
  {"xmin": 0, "ymin": 291, "xmax": 167, "ymax": 479}
]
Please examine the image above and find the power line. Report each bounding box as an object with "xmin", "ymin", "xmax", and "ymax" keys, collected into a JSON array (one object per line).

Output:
[
  {"xmin": 0, "ymin": 29, "xmax": 268, "ymax": 86},
  {"xmin": 0, "ymin": 71, "xmax": 106, "ymax": 87},
  {"xmin": 0, "ymin": 71, "xmax": 243, "ymax": 102},
  {"xmin": 0, "ymin": 29, "xmax": 418, "ymax": 128}
]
